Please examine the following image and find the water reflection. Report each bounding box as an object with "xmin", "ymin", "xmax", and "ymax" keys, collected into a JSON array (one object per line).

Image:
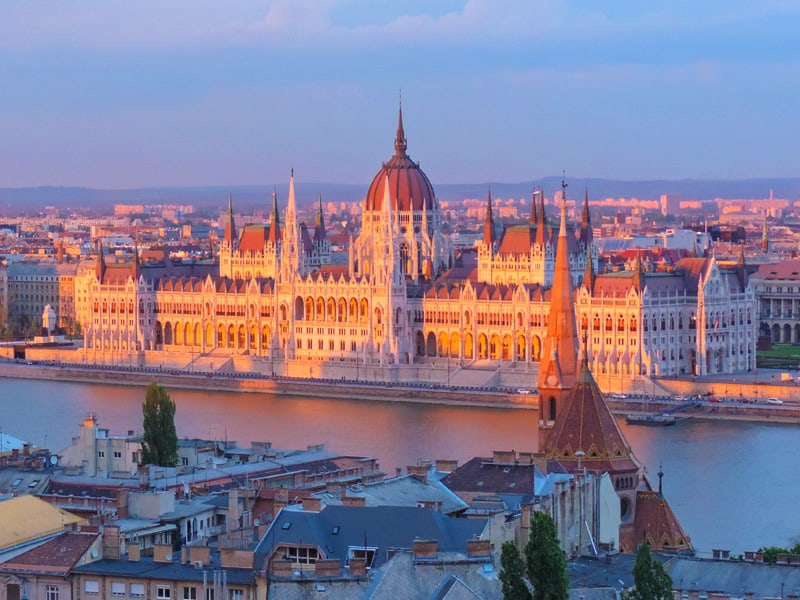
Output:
[{"xmin": 1, "ymin": 378, "xmax": 798, "ymax": 555}]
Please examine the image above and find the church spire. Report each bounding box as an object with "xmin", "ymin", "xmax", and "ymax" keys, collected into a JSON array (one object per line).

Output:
[
  {"xmin": 482, "ymin": 188, "xmax": 497, "ymax": 248},
  {"xmin": 530, "ymin": 188, "xmax": 539, "ymax": 225},
  {"xmin": 224, "ymin": 193, "xmax": 237, "ymax": 248},
  {"xmin": 537, "ymin": 183, "xmax": 580, "ymax": 437}
]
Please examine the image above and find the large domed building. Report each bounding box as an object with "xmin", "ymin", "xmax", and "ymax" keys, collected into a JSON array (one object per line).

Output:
[{"xmin": 353, "ymin": 105, "xmax": 452, "ymax": 283}]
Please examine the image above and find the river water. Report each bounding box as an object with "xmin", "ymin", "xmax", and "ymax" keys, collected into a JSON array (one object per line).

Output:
[{"xmin": 1, "ymin": 377, "xmax": 797, "ymax": 556}]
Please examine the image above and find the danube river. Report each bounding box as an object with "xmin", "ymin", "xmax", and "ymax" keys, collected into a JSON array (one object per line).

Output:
[{"xmin": 1, "ymin": 377, "xmax": 797, "ymax": 556}]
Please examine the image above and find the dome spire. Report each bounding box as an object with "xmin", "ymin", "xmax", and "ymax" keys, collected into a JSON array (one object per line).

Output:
[{"xmin": 394, "ymin": 99, "xmax": 407, "ymax": 157}]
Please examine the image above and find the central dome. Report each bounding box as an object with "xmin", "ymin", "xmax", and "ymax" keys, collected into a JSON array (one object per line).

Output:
[{"xmin": 364, "ymin": 106, "xmax": 436, "ymax": 212}]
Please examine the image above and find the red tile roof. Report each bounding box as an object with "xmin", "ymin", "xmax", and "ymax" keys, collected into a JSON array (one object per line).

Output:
[
  {"xmin": 620, "ymin": 490, "xmax": 692, "ymax": 554},
  {"xmin": 0, "ymin": 531, "xmax": 99, "ymax": 574}
]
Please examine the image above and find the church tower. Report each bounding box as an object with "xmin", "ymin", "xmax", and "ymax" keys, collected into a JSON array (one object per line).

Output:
[
  {"xmin": 537, "ymin": 181, "xmax": 580, "ymax": 447},
  {"xmin": 280, "ymin": 170, "xmax": 302, "ymax": 280}
]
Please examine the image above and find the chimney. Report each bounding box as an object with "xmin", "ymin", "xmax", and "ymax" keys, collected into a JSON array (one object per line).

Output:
[
  {"xmin": 466, "ymin": 539, "xmax": 491, "ymax": 559},
  {"xmin": 413, "ymin": 540, "xmax": 438, "ymax": 559},
  {"xmin": 325, "ymin": 482, "xmax": 344, "ymax": 497},
  {"xmin": 314, "ymin": 559, "xmax": 341, "ymax": 577},
  {"xmin": 342, "ymin": 496, "xmax": 366, "ymax": 507},
  {"xmin": 228, "ymin": 488, "xmax": 241, "ymax": 527},
  {"xmin": 435, "ymin": 459, "xmax": 458, "ymax": 473},
  {"xmin": 102, "ymin": 525, "xmax": 120, "ymax": 560},
  {"xmin": 302, "ymin": 498, "xmax": 322, "ymax": 512},
  {"xmin": 407, "ymin": 465, "xmax": 428, "ymax": 483},
  {"xmin": 492, "ymin": 450, "xmax": 515, "ymax": 465},
  {"xmin": 349, "ymin": 558, "xmax": 368, "ymax": 577},
  {"xmin": 188, "ymin": 545, "xmax": 210, "ymax": 566},
  {"xmin": 128, "ymin": 544, "xmax": 141, "ymax": 562},
  {"xmin": 153, "ymin": 544, "xmax": 174, "ymax": 563},
  {"xmin": 116, "ymin": 489, "xmax": 129, "ymax": 519}
]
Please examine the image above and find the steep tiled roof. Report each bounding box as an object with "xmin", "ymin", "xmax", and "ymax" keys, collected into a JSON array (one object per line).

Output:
[
  {"xmin": 0, "ymin": 531, "xmax": 99, "ymax": 573},
  {"xmin": 238, "ymin": 224, "xmax": 270, "ymax": 252},
  {"xmin": 751, "ymin": 259, "xmax": 800, "ymax": 280},
  {"xmin": 544, "ymin": 359, "xmax": 640, "ymax": 475},
  {"xmin": 620, "ymin": 490, "xmax": 692, "ymax": 554}
]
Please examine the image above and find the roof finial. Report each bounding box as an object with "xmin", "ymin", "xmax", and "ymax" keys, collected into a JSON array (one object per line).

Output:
[{"xmin": 658, "ymin": 464, "xmax": 664, "ymax": 497}]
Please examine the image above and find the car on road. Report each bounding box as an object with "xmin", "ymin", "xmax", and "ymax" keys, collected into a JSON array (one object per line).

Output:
[{"xmin": 767, "ymin": 397, "xmax": 784, "ymax": 405}]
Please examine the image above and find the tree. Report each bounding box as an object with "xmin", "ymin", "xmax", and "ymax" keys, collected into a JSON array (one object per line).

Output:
[
  {"xmin": 141, "ymin": 382, "xmax": 178, "ymax": 467},
  {"xmin": 525, "ymin": 511, "xmax": 569, "ymax": 600},
  {"xmin": 500, "ymin": 540, "xmax": 532, "ymax": 600},
  {"xmin": 630, "ymin": 543, "xmax": 673, "ymax": 600}
]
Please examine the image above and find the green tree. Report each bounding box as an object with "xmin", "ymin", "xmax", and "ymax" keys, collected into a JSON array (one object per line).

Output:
[
  {"xmin": 500, "ymin": 540, "xmax": 532, "ymax": 600},
  {"xmin": 630, "ymin": 543, "xmax": 673, "ymax": 600},
  {"xmin": 525, "ymin": 511, "xmax": 569, "ymax": 600},
  {"xmin": 141, "ymin": 382, "xmax": 178, "ymax": 467}
]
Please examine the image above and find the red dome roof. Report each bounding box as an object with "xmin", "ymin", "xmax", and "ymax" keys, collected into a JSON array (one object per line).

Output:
[{"xmin": 364, "ymin": 106, "xmax": 436, "ymax": 212}]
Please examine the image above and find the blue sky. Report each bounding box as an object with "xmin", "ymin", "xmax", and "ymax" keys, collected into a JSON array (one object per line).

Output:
[{"xmin": 0, "ymin": 0, "xmax": 798, "ymax": 188}]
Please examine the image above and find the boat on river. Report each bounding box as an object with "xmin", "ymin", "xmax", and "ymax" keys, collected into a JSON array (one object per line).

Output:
[{"xmin": 626, "ymin": 413, "xmax": 677, "ymax": 426}]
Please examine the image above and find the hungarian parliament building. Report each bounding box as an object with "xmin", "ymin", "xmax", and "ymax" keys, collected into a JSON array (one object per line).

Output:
[{"xmin": 74, "ymin": 108, "xmax": 757, "ymax": 383}]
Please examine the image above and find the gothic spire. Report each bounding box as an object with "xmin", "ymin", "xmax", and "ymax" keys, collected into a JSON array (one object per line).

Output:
[
  {"xmin": 268, "ymin": 188, "xmax": 281, "ymax": 245},
  {"xmin": 538, "ymin": 196, "xmax": 579, "ymax": 392},
  {"xmin": 530, "ymin": 188, "xmax": 539, "ymax": 225},
  {"xmin": 314, "ymin": 194, "xmax": 327, "ymax": 244},
  {"xmin": 583, "ymin": 250, "xmax": 594, "ymax": 292},
  {"xmin": 224, "ymin": 193, "xmax": 237, "ymax": 247},
  {"xmin": 483, "ymin": 188, "xmax": 497, "ymax": 248},
  {"xmin": 535, "ymin": 188, "xmax": 547, "ymax": 246},
  {"xmin": 762, "ymin": 219, "xmax": 769, "ymax": 254},
  {"xmin": 580, "ymin": 188, "xmax": 593, "ymax": 248},
  {"xmin": 95, "ymin": 240, "xmax": 106, "ymax": 282}
]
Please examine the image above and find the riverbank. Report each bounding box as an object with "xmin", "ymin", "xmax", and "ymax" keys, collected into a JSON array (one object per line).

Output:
[
  {"xmin": 0, "ymin": 362, "xmax": 535, "ymax": 410},
  {"xmin": 3, "ymin": 361, "xmax": 800, "ymax": 425}
]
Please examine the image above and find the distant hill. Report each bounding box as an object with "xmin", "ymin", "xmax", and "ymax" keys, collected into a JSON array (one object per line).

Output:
[{"xmin": 1, "ymin": 177, "xmax": 798, "ymax": 214}]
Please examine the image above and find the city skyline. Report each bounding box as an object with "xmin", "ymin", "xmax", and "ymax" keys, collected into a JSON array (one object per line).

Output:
[{"xmin": 1, "ymin": 1, "xmax": 797, "ymax": 188}]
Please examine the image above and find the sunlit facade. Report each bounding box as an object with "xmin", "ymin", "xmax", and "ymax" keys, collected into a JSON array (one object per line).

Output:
[{"xmin": 75, "ymin": 109, "xmax": 756, "ymax": 382}]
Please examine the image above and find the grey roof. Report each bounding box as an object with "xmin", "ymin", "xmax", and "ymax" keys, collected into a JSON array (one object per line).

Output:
[
  {"xmin": 667, "ymin": 557, "xmax": 800, "ymax": 598},
  {"xmin": 254, "ymin": 505, "xmax": 487, "ymax": 571},
  {"xmin": 315, "ymin": 474, "xmax": 468, "ymax": 515},
  {"xmin": 72, "ymin": 556, "xmax": 255, "ymax": 585}
]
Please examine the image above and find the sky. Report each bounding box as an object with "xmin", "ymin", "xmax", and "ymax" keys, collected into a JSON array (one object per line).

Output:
[{"xmin": 0, "ymin": 0, "xmax": 798, "ymax": 189}]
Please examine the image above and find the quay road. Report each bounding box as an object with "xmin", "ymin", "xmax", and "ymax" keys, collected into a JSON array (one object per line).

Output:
[
  {"xmin": 2, "ymin": 358, "xmax": 800, "ymax": 423},
  {"xmin": 0, "ymin": 359, "xmax": 536, "ymax": 410},
  {"xmin": 607, "ymin": 392, "xmax": 800, "ymax": 425}
]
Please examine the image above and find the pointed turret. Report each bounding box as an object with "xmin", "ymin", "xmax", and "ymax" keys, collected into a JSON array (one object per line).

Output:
[
  {"xmin": 537, "ymin": 188, "xmax": 580, "ymax": 445},
  {"xmin": 131, "ymin": 242, "xmax": 141, "ymax": 280},
  {"xmin": 268, "ymin": 189, "xmax": 281, "ymax": 245},
  {"xmin": 535, "ymin": 189, "xmax": 548, "ymax": 246},
  {"xmin": 580, "ymin": 189, "xmax": 593, "ymax": 248},
  {"xmin": 482, "ymin": 189, "xmax": 497, "ymax": 248},
  {"xmin": 762, "ymin": 219, "xmax": 769, "ymax": 254},
  {"xmin": 632, "ymin": 251, "xmax": 644, "ymax": 292},
  {"xmin": 314, "ymin": 194, "xmax": 327, "ymax": 244},
  {"xmin": 583, "ymin": 249, "xmax": 594, "ymax": 292},
  {"xmin": 737, "ymin": 242, "xmax": 746, "ymax": 268},
  {"xmin": 530, "ymin": 189, "xmax": 539, "ymax": 225},
  {"xmin": 95, "ymin": 241, "xmax": 106, "ymax": 282},
  {"xmin": 224, "ymin": 194, "xmax": 237, "ymax": 248}
]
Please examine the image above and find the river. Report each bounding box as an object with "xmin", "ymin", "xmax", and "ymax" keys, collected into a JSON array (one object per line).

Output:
[{"xmin": 0, "ymin": 377, "xmax": 797, "ymax": 556}]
